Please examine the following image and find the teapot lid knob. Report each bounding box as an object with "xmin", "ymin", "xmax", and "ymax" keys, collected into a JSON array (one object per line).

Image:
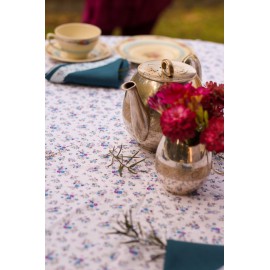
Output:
[
  {"xmin": 138, "ymin": 59, "xmax": 197, "ymax": 83},
  {"xmin": 161, "ymin": 59, "xmax": 174, "ymax": 77}
]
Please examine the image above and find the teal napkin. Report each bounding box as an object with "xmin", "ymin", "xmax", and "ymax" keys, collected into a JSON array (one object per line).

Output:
[
  {"xmin": 45, "ymin": 57, "xmax": 130, "ymax": 89},
  {"xmin": 164, "ymin": 240, "xmax": 224, "ymax": 270}
]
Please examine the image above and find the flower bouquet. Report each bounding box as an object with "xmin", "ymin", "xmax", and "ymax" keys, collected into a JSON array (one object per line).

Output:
[
  {"xmin": 148, "ymin": 81, "xmax": 224, "ymax": 153},
  {"xmin": 148, "ymin": 81, "xmax": 224, "ymax": 195}
]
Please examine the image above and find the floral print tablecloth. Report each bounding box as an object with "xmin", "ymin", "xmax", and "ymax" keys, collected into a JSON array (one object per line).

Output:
[{"xmin": 45, "ymin": 36, "xmax": 224, "ymax": 270}]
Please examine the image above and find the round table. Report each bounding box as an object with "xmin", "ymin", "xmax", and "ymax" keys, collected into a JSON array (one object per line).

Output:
[{"xmin": 45, "ymin": 36, "xmax": 224, "ymax": 270}]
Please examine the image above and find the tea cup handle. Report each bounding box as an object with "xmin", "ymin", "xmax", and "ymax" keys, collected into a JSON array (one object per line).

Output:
[
  {"xmin": 46, "ymin": 33, "xmax": 56, "ymax": 43},
  {"xmin": 46, "ymin": 33, "xmax": 62, "ymax": 51}
]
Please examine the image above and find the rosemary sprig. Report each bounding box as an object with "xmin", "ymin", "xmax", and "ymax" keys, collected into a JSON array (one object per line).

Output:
[
  {"xmin": 107, "ymin": 209, "xmax": 166, "ymax": 261},
  {"xmin": 107, "ymin": 145, "xmax": 146, "ymax": 176}
]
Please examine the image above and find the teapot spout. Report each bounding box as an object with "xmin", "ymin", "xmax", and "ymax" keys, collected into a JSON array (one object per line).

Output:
[{"xmin": 121, "ymin": 81, "xmax": 150, "ymax": 143}]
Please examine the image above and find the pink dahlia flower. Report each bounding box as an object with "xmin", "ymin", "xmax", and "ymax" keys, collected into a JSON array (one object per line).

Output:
[
  {"xmin": 200, "ymin": 117, "xmax": 224, "ymax": 153},
  {"xmin": 160, "ymin": 105, "xmax": 197, "ymax": 142},
  {"xmin": 202, "ymin": 81, "xmax": 224, "ymax": 118},
  {"xmin": 148, "ymin": 82, "xmax": 197, "ymax": 111}
]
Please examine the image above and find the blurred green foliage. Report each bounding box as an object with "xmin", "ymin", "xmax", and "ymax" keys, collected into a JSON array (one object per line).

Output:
[{"xmin": 45, "ymin": 0, "xmax": 223, "ymax": 43}]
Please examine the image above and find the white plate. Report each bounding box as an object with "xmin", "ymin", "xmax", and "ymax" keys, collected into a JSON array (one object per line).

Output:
[
  {"xmin": 45, "ymin": 40, "xmax": 112, "ymax": 63},
  {"xmin": 115, "ymin": 35, "xmax": 193, "ymax": 64}
]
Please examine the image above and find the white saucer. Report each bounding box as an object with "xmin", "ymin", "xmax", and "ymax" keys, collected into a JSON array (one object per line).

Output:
[
  {"xmin": 115, "ymin": 35, "xmax": 193, "ymax": 64},
  {"xmin": 45, "ymin": 40, "xmax": 112, "ymax": 63}
]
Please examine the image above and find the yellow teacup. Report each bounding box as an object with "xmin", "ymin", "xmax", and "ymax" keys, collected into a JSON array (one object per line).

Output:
[{"xmin": 47, "ymin": 23, "xmax": 101, "ymax": 59}]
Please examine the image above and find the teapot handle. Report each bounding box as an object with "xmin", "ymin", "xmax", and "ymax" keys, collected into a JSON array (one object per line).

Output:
[{"xmin": 182, "ymin": 54, "xmax": 202, "ymax": 83}]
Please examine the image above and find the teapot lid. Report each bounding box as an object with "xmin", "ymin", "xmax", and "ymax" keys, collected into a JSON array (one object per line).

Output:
[{"xmin": 138, "ymin": 59, "xmax": 197, "ymax": 83}]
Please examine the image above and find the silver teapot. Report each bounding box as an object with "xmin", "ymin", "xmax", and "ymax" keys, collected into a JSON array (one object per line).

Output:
[{"xmin": 121, "ymin": 55, "xmax": 202, "ymax": 152}]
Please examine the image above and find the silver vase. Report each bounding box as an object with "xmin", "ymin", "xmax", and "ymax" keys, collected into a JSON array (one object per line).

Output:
[{"xmin": 155, "ymin": 136, "xmax": 212, "ymax": 195}]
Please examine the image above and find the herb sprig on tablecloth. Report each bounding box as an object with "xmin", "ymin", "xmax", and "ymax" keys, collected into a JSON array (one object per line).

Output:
[
  {"xmin": 108, "ymin": 209, "xmax": 166, "ymax": 261},
  {"xmin": 107, "ymin": 145, "xmax": 146, "ymax": 176}
]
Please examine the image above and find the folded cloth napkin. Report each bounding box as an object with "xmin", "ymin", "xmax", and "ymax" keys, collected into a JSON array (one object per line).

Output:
[
  {"xmin": 163, "ymin": 240, "xmax": 224, "ymax": 270},
  {"xmin": 45, "ymin": 56, "xmax": 130, "ymax": 89}
]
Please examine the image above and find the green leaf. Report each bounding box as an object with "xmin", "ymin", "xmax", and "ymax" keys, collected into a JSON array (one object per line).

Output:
[{"xmin": 204, "ymin": 110, "xmax": 209, "ymax": 126}]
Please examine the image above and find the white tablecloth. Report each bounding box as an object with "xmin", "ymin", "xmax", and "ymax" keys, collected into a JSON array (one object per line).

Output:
[{"xmin": 45, "ymin": 36, "xmax": 224, "ymax": 270}]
